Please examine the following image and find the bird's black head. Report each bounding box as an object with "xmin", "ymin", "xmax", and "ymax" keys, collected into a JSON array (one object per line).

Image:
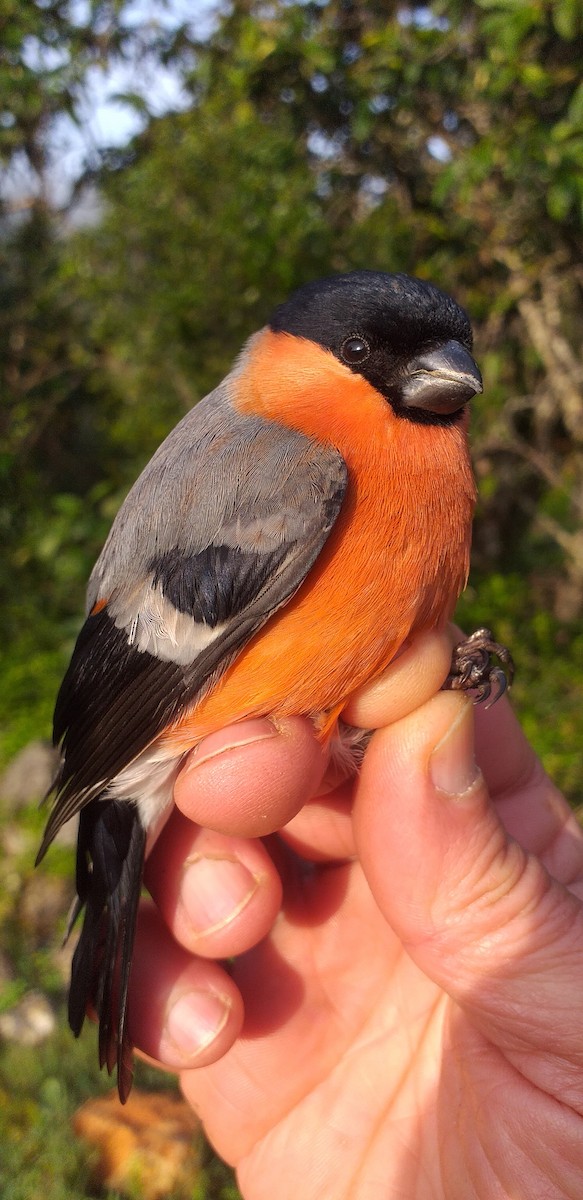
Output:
[{"xmin": 269, "ymin": 270, "xmax": 482, "ymax": 425}]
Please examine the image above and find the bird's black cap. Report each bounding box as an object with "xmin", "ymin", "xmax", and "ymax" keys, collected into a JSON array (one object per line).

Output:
[{"xmin": 269, "ymin": 270, "xmax": 481, "ymax": 425}]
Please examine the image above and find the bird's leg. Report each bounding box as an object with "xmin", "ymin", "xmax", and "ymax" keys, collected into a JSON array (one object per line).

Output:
[{"xmin": 443, "ymin": 627, "xmax": 515, "ymax": 707}]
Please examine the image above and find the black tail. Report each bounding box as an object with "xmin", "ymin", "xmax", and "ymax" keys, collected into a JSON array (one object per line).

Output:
[{"xmin": 68, "ymin": 797, "xmax": 146, "ymax": 1103}]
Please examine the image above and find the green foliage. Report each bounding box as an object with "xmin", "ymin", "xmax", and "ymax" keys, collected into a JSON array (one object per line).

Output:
[
  {"xmin": 4, "ymin": 0, "xmax": 581, "ymax": 763},
  {"xmin": 70, "ymin": 91, "xmax": 336, "ymax": 439}
]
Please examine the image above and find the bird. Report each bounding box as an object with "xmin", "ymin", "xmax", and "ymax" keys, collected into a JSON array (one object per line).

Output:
[{"xmin": 37, "ymin": 269, "xmax": 512, "ymax": 1101}]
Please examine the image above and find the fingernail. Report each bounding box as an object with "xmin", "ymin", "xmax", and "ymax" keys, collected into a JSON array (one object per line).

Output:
[
  {"xmin": 429, "ymin": 701, "xmax": 479, "ymax": 797},
  {"xmin": 186, "ymin": 719, "xmax": 278, "ymax": 771},
  {"xmin": 163, "ymin": 989, "xmax": 231, "ymax": 1061},
  {"xmin": 180, "ymin": 855, "xmax": 260, "ymax": 935}
]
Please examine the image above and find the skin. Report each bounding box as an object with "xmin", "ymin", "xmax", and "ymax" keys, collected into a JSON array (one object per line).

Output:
[{"xmin": 126, "ymin": 629, "xmax": 583, "ymax": 1200}]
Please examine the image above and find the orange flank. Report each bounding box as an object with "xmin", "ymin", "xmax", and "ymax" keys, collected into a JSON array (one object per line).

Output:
[
  {"xmin": 90, "ymin": 597, "xmax": 108, "ymax": 615},
  {"xmin": 160, "ymin": 331, "xmax": 476, "ymax": 754}
]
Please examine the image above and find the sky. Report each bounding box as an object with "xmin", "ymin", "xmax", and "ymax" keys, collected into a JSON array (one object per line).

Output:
[
  {"xmin": 4, "ymin": 1, "xmax": 452, "ymax": 212},
  {"xmin": 8, "ymin": 0, "xmax": 220, "ymax": 208},
  {"xmin": 63, "ymin": 1, "xmax": 218, "ymax": 181},
  {"xmin": 68, "ymin": 0, "xmax": 452, "ymax": 173}
]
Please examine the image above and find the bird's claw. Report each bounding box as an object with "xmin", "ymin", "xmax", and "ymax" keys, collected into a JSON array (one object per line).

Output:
[{"xmin": 442, "ymin": 627, "xmax": 514, "ymax": 708}]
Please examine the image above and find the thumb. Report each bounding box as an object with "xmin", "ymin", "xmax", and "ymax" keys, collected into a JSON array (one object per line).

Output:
[{"xmin": 353, "ymin": 691, "xmax": 583, "ymax": 1112}]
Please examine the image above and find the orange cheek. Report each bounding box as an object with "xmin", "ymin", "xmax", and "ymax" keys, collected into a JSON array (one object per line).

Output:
[{"xmin": 234, "ymin": 329, "xmax": 392, "ymax": 456}]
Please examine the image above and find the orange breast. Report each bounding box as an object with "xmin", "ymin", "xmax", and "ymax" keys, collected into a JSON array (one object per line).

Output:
[{"xmin": 161, "ymin": 333, "xmax": 476, "ymax": 752}]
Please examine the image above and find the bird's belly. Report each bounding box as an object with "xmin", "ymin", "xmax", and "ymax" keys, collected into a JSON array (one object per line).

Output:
[
  {"xmin": 159, "ymin": 428, "xmax": 473, "ymax": 756},
  {"xmin": 108, "ymin": 557, "xmax": 411, "ymax": 827},
  {"xmin": 161, "ymin": 541, "xmax": 453, "ymax": 752},
  {"xmin": 112, "ymin": 439, "xmax": 473, "ymax": 819}
]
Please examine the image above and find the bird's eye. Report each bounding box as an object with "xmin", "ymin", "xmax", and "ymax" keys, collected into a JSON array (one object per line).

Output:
[{"xmin": 340, "ymin": 335, "xmax": 371, "ymax": 365}]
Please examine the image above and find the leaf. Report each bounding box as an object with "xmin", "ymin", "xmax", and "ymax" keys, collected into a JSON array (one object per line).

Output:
[
  {"xmin": 547, "ymin": 181, "xmax": 574, "ymax": 220},
  {"xmin": 552, "ymin": 0, "xmax": 582, "ymax": 40},
  {"xmin": 567, "ymin": 81, "xmax": 583, "ymax": 129}
]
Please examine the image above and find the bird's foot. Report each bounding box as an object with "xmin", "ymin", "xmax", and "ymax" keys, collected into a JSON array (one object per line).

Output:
[{"xmin": 442, "ymin": 627, "xmax": 514, "ymax": 707}]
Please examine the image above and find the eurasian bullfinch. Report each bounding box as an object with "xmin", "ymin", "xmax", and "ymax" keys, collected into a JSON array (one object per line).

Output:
[{"xmin": 37, "ymin": 269, "xmax": 512, "ymax": 1100}]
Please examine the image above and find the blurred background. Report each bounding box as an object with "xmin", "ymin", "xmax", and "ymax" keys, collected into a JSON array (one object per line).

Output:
[{"xmin": 1, "ymin": 0, "xmax": 582, "ymax": 1196}]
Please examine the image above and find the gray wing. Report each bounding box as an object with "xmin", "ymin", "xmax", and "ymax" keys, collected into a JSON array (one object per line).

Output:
[{"xmin": 40, "ymin": 374, "xmax": 347, "ymax": 849}]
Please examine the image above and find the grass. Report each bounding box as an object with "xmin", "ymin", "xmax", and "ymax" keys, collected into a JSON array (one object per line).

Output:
[{"xmin": 0, "ymin": 1026, "xmax": 240, "ymax": 1199}]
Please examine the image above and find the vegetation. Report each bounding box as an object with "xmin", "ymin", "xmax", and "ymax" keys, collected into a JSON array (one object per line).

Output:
[{"xmin": 1, "ymin": 0, "xmax": 582, "ymax": 1194}]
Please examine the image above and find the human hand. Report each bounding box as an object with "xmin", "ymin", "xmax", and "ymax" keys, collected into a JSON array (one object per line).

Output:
[{"xmin": 128, "ymin": 629, "xmax": 583, "ymax": 1200}]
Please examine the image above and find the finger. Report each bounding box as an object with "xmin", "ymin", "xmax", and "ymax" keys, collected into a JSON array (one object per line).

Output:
[
  {"xmin": 474, "ymin": 692, "xmax": 540, "ymax": 799},
  {"xmin": 342, "ymin": 627, "xmax": 454, "ymax": 729},
  {"xmin": 278, "ymin": 629, "xmax": 456, "ymax": 862},
  {"xmin": 279, "ymin": 786, "xmax": 356, "ymax": 862},
  {"xmin": 145, "ymin": 811, "xmax": 282, "ymax": 957},
  {"xmin": 346, "ymin": 617, "xmax": 583, "ymax": 878},
  {"xmin": 474, "ymin": 697, "xmax": 583, "ymax": 883},
  {"xmin": 128, "ymin": 902, "xmax": 244, "ymax": 1072},
  {"xmin": 174, "ymin": 716, "xmax": 329, "ymax": 837},
  {"xmin": 178, "ymin": 855, "xmax": 394, "ymax": 1166},
  {"xmin": 353, "ymin": 691, "xmax": 583, "ymax": 1113}
]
